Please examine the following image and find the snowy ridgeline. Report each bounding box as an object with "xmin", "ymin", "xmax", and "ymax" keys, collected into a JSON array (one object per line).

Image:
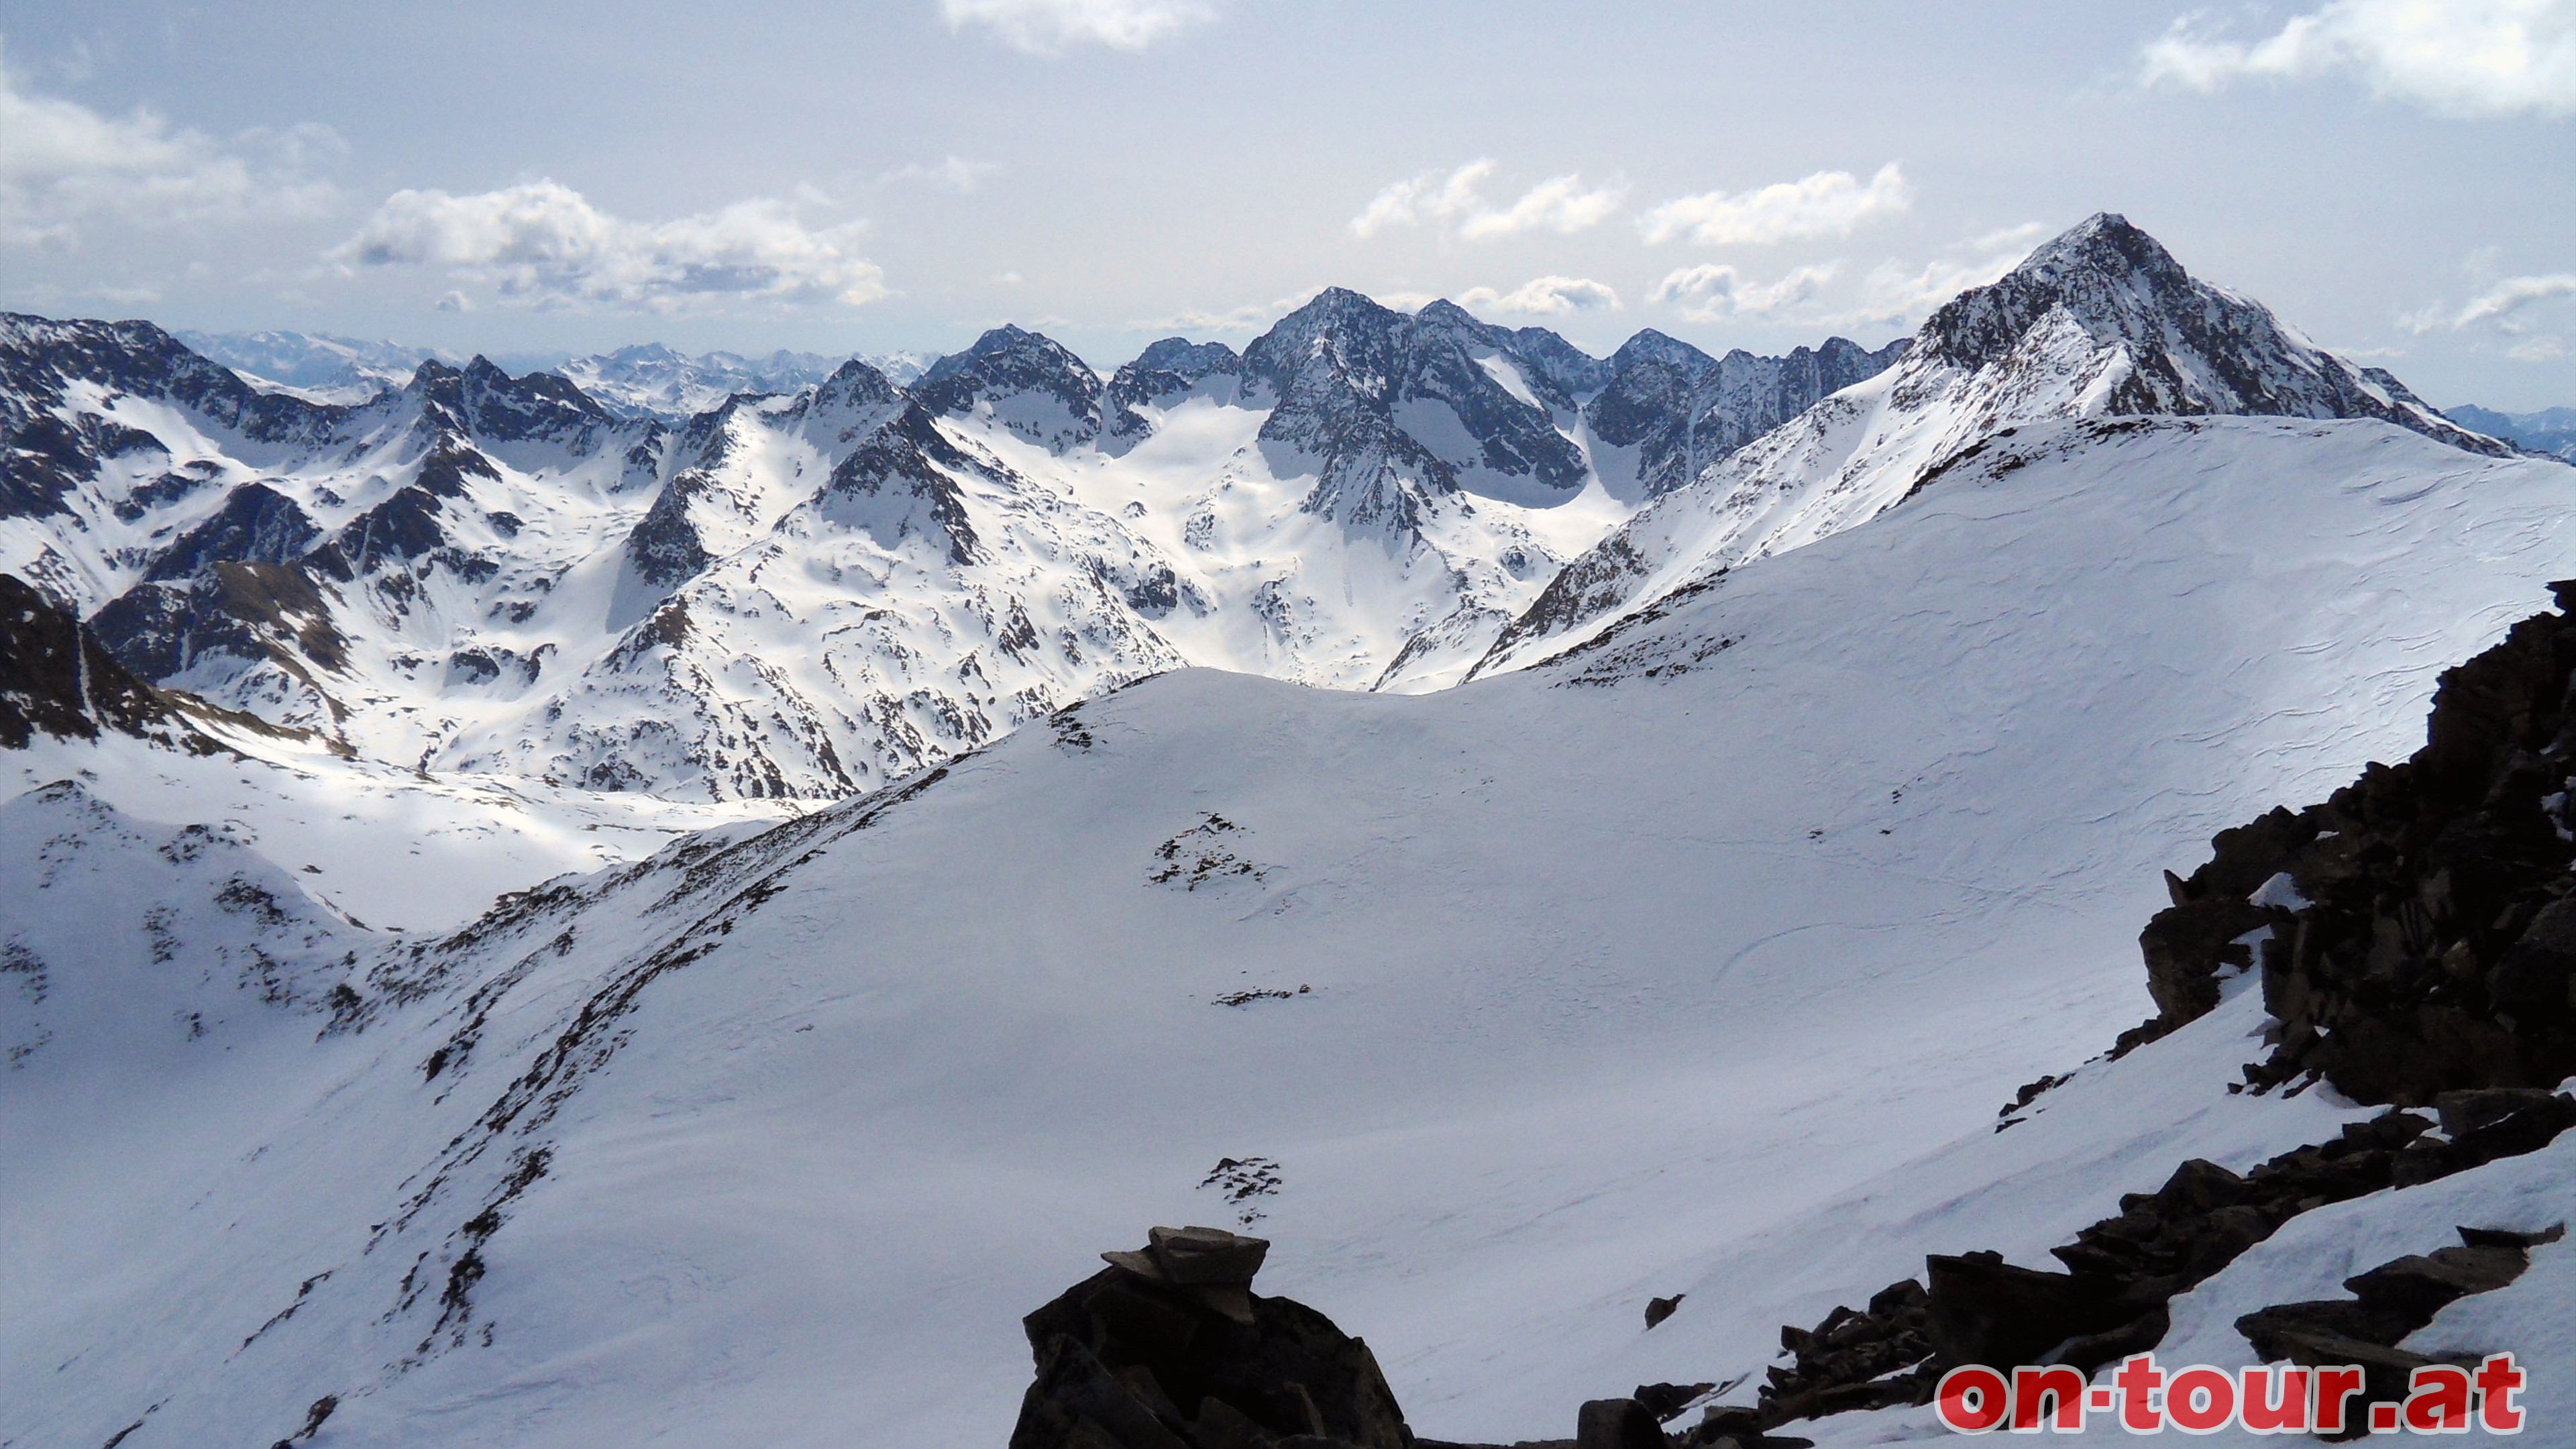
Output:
[
  {"xmin": 4, "ymin": 415, "xmax": 2574, "ymax": 1448},
  {"xmin": 8, "ymin": 292, "xmax": 1904, "ymax": 809},
  {"xmin": 7, "ymin": 215, "xmax": 2534, "ymax": 814}
]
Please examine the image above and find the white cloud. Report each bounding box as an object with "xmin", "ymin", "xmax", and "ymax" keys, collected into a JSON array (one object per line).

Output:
[
  {"xmin": 939, "ymin": 0, "xmax": 1215, "ymax": 53},
  {"xmin": 1649, "ymin": 262, "xmax": 1840, "ymax": 323},
  {"xmin": 1639, "ymin": 163, "xmax": 1912, "ymax": 247},
  {"xmin": 2141, "ymin": 0, "xmax": 2576, "ymax": 117},
  {"xmin": 1831, "ymin": 226, "xmax": 2046, "ymax": 328},
  {"xmin": 2401, "ymin": 271, "xmax": 2576, "ymax": 362},
  {"xmin": 0, "ymin": 40, "xmax": 339, "ymax": 247},
  {"xmin": 2455, "ymin": 272, "xmax": 2576, "ymax": 326},
  {"xmin": 1457, "ymin": 276, "xmax": 1621, "ymax": 317},
  {"xmin": 1350, "ymin": 162, "xmax": 1623, "ymax": 241},
  {"xmin": 1132, "ymin": 285, "xmax": 1326, "ymax": 333},
  {"xmin": 1457, "ymin": 174, "xmax": 1627, "ymax": 240},
  {"xmin": 331, "ymin": 179, "xmax": 888, "ymax": 312},
  {"xmin": 879, "ymin": 156, "xmax": 1002, "ymax": 193}
]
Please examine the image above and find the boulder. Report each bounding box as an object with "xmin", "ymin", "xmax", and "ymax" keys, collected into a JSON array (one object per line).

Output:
[
  {"xmin": 1574, "ymin": 1399, "xmax": 1664, "ymax": 1449},
  {"xmin": 1010, "ymin": 1228, "xmax": 1413, "ymax": 1449}
]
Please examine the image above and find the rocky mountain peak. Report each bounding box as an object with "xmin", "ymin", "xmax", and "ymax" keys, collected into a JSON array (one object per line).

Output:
[
  {"xmin": 912, "ymin": 325, "xmax": 1104, "ymax": 451},
  {"xmin": 1911, "ymin": 213, "xmax": 2509, "ymax": 453},
  {"xmin": 406, "ymin": 357, "xmax": 613, "ymax": 443},
  {"xmin": 1917, "ymin": 212, "xmax": 2197, "ymax": 372},
  {"xmin": 1103, "ymin": 339, "xmax": 1243, "ymax": 447}
]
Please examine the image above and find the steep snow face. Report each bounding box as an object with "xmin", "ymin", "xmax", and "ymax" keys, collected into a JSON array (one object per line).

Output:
[
  {"xmin": 6, "ymin": 417, "xmax": 2569, "ymax": 1449},
  {"xmin": 1479, "ymin": 213, "xmax": 2520, "ymax": 675}
]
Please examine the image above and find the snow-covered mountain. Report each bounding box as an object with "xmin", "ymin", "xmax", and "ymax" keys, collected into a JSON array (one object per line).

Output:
[
  {"xmin": 2448, "ymin": 402, "xmax": 2576, "ymax": 462},
  {"xmin": 557, "ymin": 343, "xmax": 936, "ymax": 419},
  {"xmin": 177, "ymin": 330, "xmax": 937, "ymax": 417},
  {"xmin": 5, "ymin": 405, "xmax": 2571, "ymax": 1448},
  {"xmin": 174, "ymin": 329, "xmax": 460, "ymax": 405},
  {"xmin": 1478, "ymin": 213, "xmax": 2518, "ymax": 674},
  {"xmin": 5, "ymin": 295, "xmax": 1911, "ymax": 799}
]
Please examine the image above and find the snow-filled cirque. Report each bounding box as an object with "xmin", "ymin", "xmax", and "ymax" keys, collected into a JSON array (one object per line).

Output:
[{"xmin": 6, "ymin": 215, "xmax": 2576, "ymax": 1449}]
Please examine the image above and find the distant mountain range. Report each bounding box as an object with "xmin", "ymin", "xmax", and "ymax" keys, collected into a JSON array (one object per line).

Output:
[
  {"xmin": 174, "ymin": 329, "xmax": 936, "ymax": 415},
  {"xmin": 13, "ymin": 214, "xmax": 2576, "ymax": 1449},
  {"xmin": 2444, "ymin": 402, "xmax": 2576, "ymax": 461},
  {"xmin": 5, "ymin": 215, "xmax": 2536, "ymax": 802}
]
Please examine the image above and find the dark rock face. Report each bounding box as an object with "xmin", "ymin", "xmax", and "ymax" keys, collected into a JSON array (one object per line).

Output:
[
  {"xmin": 1, "ymin": 313, "xmax": 342, "ymax": 524},
  {"xmin": 1917, "ymin": 214, "xmax": 2507, "ymax": 456},
  {"xmin": 1010, "ymin": 1226, "xmax": 1414, "ymax": 1449},
  {"xmin": 407, "ymin": 356, "xmax": 615, "ymax": 450},
  {"xmin": 143, "ymin": 482, "xmax": 322, "ymax": 582},
  {"xmin": 1106, "ymin": 339, "xmax": 1245, "ymax": 447},
  {"xmin": 1584, "ymin": 331, "xmax": 1907, "ymax": 498},
  {"xmin": 0, "ymin": 573, "xmax": 215, "ymax": 753},
  {"xmin": 91, "ymin": 561, "xmax": 352, "ymax": 686},
  {"xmin": 2145, "ymin": 583, "xmax": 2576, "ymax": 1104},
  {"xmin": 915, "ymin": 325, "xmax": 1106, "ymax": 451},
  {"xmin": 623, "ymin": 470, "xmax": 719, "ymax": 590},
  {"xmin": 1238, "ymin": 289, "xmax": 1587, "ymax": 525},
  {"xmin": 1573, "ymin": 1398, "xmax": 1663, "ymax": 1449},
  {"xmin": 818, "ymin": 403, "xmax": 983, "ymax": 567}
]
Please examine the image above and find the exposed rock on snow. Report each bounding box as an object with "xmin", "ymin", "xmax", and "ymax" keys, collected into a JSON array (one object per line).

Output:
[
  {"xmin": 1010, "ymin": 1226, "xmax": 1416, "ymax": 1449},
  {"xmin": 0, "ymin": 574, "xmax": 220, "ymax": 754},
  {"xmin": 2147, "ymin": 584, "xmax": 2576, "ymax": 1104}
]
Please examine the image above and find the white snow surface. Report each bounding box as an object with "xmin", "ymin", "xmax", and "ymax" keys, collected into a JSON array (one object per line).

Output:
[{"xmin": 6, "ymin": 415, "xmax": 2575, "ymax": 1446}]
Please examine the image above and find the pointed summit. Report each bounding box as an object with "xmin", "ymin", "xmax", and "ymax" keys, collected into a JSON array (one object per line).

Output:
[
  {"xmin": 1481, "ymin": 212, "xmax": 2516, "ymax": 674},
  {"xmin": 912, "ymin": 325, "xmax": 1104, "ymax": 451},
  {"xmin": 1918, "ymin": 213, "xmax": 2502, "ymax": 445}
]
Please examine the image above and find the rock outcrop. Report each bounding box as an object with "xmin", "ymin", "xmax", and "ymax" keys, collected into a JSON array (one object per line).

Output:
[
  {"xmin": 1010, "ymin": 1226, "xmax": 1415, "ymax": 1449},
  {"xmin": 0, "ymin": 572, "xmax": 219, "ymax": 754},
  {"xmin": 2144, "ymin": 582, "xmax": 2576, "ymax": 1103}
]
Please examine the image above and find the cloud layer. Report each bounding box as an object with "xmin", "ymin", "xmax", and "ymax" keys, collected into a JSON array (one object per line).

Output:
[
  {"xmin": 939, "ymin": 0, "xmax": 1215, "ymax": 54},
  {"xmin": 1649, "ymin": 262, "xmax": 1839, "ymax": 322},
  {"xmin": 333, "ymin": 180, "xmax": 887, "ymax": 311},
  {"xmin": 1638, "ymin": 163, "xmax": 1913, "ymax": 247},
  {"xmin": 2404, "ymin": 272, "xmax": 2576, "ymax": 363},
  {"xmin": 879, "ymin": 156, "xmax": 1002, "ymax": 193},
  {"xmin": 1350, "ymin": 162, "xmax": 1624, "ymax": 241},
  {"xmin": 2142, "ymin": 0, "xmax": 2576, "ymax": 117},
  {"xmin": 0, "ymin": 42, "xmax": 338, "ymax": 248},
  {"xmin": 1458, "ymin": 276, "xmax": 1621, "ymax": 317}
]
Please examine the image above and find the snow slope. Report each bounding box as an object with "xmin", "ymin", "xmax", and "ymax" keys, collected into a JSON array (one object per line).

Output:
[{"xmin": 7, "ymin": 415, "xmax": 2572, "ymax": 1447}]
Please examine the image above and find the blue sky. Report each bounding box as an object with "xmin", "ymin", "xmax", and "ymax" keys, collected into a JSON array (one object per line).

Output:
[{"xmin": 2, "ymin": 1, "xmax": 2570, "ymax": 406}]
